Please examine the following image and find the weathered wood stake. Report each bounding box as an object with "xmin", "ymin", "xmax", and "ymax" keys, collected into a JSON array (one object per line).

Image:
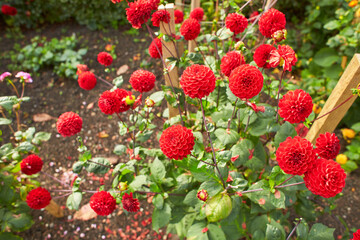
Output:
[
  {"xmin": 45, "ymin": 200, "xmax": 64, "ymax": 218},
  {"xmin": 188, "ymin": 0, "xmax": 201, "ymax": 53}
]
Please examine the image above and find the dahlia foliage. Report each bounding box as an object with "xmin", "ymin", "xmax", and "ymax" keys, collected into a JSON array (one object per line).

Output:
[{"xmin": 4, "ymin": 1, "xmax": 352, "ymax": 239}]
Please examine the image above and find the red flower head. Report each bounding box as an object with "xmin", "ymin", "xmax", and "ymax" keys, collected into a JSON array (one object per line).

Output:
[
  {"xmin": 180, "ymin": 18, "xmax": 201, "ymax": 40},
  {"xmin": 159, "ymin": 125, "xmax": 195, "ymax": 160},
  {"xmin": 258, "ymin": 8, "xmax": 286, "ymax": 38},
  {"xmin": 253, "ymin": 44, "xmax": 276, "ymax": 69},
  {"xmin": 151, "ymin": 10, "xmax": 170, "ymax": 27},
  {"xmin": 99, "ymin": 90, "xmax": 121, "ymax": 115},
  {"xmin": 220, "ymin": 51, "xmax": 246, "ymax": 77},
  {"xmin": 249, "ymin": 11, "xmax": 259, "ymax": 23},
  {"xmin": 295, "ymin": 123, "xmax": 309, "ymax": 138},
  {"xmin": 174, "ymin": 9, "xmax": 184, "ymax": 24},
  {"xmin": 351, "ymin": 229, "xmax": 360, "ymax": 240},
  {"xmin": 180, "ymin": 64, "xmax": 216, "ymax": 99},
  {"xmin": 148, "ymin": 38, "xmax": 162, "ymax": 59},
  {"xmin": 90, "ymin": 191, "xmax": 116, "ymax": 216},
  {"xmin": 122, "ymin": 192, "xmax": 140, "ymax": 212},
  {"xmin": 129, "ymin": 69, "xmax": 156, "ymax": 93},
  {"xmin": 76, "ymin": 64, "xmax": 89, "ymax": 75},
  {"xmin": 21, "ymin": 154, "xmax": 43, "ymax": 175},
  {"xmin": 115, "ymin": 89, "xmax": 133, "ymax": 112},
  {"xmin": 279, "ymin": 89, "xmax": 313, "ymax": 124},
  {"xmin": 276, "ymin": 136, "xmax": 316, "ymax": 175},
  {"xmin": 304, "ymin": 158, "xmax": 346, "ymax": 198},
  {"xmin": 225, "ymin": 13, "xmax": 248, "ymax": 35},
  {"xmin": 269, "ymin": 45, "xmax": 297, "ymax": 72},
  {"xmin": 190, "ymin": 7, "xmax": 204, "ymax": 21},
  {"xmin": 315, "ymin": 132, "xmax": 340, "ymax": 159},
  {"xmin": 197, "ymin": 189, "xmax": 209, "ymax": 202},
  {"xmin": 57, "ymin": 112, "xmax": 83, "ymax": 137},
  {"xmin": 1, "ymin": 5, "xmax": 17, "ymax": 16},
  {"xmin": 229, "ymin": 64, "xmax": 263, "ymax": 99},
  {"xmin": 26, "ymin": 187, "xmax": 51, "ymax": 209},
  {"xmin": 78, "ymin": 71, "xmax": 97, "ymax": 90},
  {"xmin": 126, "ymin": 0, "xmax": 154, "ymax": 29},
  {"xmin": 97, "ymin": 52, "xmax": 113, "ymax": 67}
]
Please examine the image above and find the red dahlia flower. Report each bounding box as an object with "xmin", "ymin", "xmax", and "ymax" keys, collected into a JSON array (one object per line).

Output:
[
  {"xmin": 97, "ymin": 52, "xmax": 113, "ymax": 67},
  {"xmin": 159, "ymin": 125, "xmax": 195, "ymax": 160},
  {"xmin": 190, "ymin": 7, "xmax": 204, "ymax": 21},
  {"xmin": 122, "ymin": 193, "xmax": 140, "ymax": 212},
  {"xmin": 295, "ymin": 123, "xmax": 309, "ymax": 138},
  {"xmin": 57, "ymin": 112, "xmax": 83, "ymax": 137},
  {"xmin": 351, "ymin": 229, "xmax": 360, "ymax": 240},
  {"xmin": 76, "ymin": 64, "xmax": 89, "ymax": 75},
  {"xmin": 249, "ymin": 11, "xmax": 259, "ymax": 23},
  {"xmin": 78, "ymin": 71, "xmax": 97, "ymax": 90},
  {"xmin": 26, "ymin": 187, "xmax": 52, "ymax": 209},
  {"xmin": 115, "ymin": 89, "xmax": 133, "ymax": 112},
  {"xmin": 126, "ymin": 0, "xmax": 154, "ymax": 29},
  {"xmin": 21, "ymin": 155, "xmax": 43, "ymax": 175},
  {"xmin": 269, "ymin": 45, "xmax": 297, "ymax": 72},
  {"xmin": 229, "ymin": 64, "xmax": 263, "ymax": 99},
  {"xmin": 151, "ymin": 10, "xmax": 170, "ymax": 27},
  {"xmin": 220, "ymin": 51, "xmax": 246, "ymax": 77},
  {"xmin": 279, "ymin": 89, "xmax": 313, "ymax": 124},
  {"xmin": 1, "ymin": 5, "xmax": 17, "ymax": 16},
  {"xmin": 90, "ymin": 191, "xmax": 117, "ymax": 216},
  {"xmin": 315, "ymin": 132, "xmax": 340, "ymax": 159},
  {"xmin": 225, "ymin": 13, "xmax": 248, "ymax": 35},
  {"xmin": 276, "ymin": 136, "xmax": 316, "ymax": 175},
  {"xmin": 148, "ymin": 38, "xmax": 162, "ymax": 59},
  {"xmin": 180, "ymin": 64, "xmax": 216, "ymax": 99},
  {"xmin": 98, "ymin": 89, "xmax": 132, "ymax": 114},
  {"xmin": 253, "ymin": 44, "xmax": 276, "ymax": 69},
  {"xmin": 129, "ymin": 69, "xmax": 156, "ymax": 93},
  {"xmin": 180, "ymin": 18, "xmax": 201, "ymax": 40},
  {"xmin": 304, "ymin": 158, "xmax": 346, "ymax": 198},
  {"xmin": 174, "ymin": 9, "xmax": 184, "ymax": 24},
  {"xmin": 258, "ymin": 8, "xmax": 286, "ymax": 38}
]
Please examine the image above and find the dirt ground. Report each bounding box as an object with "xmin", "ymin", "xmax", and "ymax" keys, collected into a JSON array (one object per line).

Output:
[{"xmin": 0, "ymin": 21, "xmax": 359, "ymax": 240}]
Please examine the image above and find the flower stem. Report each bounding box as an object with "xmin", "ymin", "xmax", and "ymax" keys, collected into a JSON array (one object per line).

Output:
[
  {"xmin": 286, "ymin": 218, "xmax": 302, "ymax": 240},
  {"xmin": 227, "ymin": 99, "xmax": 238, "ymax": 131},
  {"xmin": 276, "ymin": 70, "xmax": 285, "ymax": 122},
  {"xmin": 0, "ymin": 111, "xmax": 15, "ymax": 134},
  {"xmin": 41, "ymin": 171, "xmax": 70, "ymax": 187},
  {"xmin": 239, "ymin": 181, "xmax": 305, "ymax": 195},
  {"xmin": 94, "ymin": 74, "xmax": 114, "ymax": 88},
  {"xmin": 7, "ymin": 79, "xmax": 20, "ymax": 98},
  {"xmin": 276, "ymin": 175, "xmax": 294, "ymax": 187},
  {"xmin": 87, "ymin": 159, "xmax": 112, "ymax": 168},
  {"xmin": 20, "ymin": 82, "xmax": 25, "ymax": 98}
]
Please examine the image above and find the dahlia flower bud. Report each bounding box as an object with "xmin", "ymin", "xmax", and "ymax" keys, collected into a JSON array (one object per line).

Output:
[
  {"xmin": 336, "ymin": 154, "xmax": 348, "ymax": 165},
  {"xmin": 125, "ymin": 95, "xmax": 136, "ymax": 105},
  {"xmin": 234, "ymin": 41, "xmax": 245, "ymax": 51},
  {"xmin": 76, "ymin": 64, "xmax": 89, "ymax": 76},
  {"xmin": 197, "ymin": 189, "xmax": 209, "ymax": 202},
  {"xmin": 119, "ymin": 182, "xmax": 128, "ymax": 191},
  {"xmin": 271, "ymin": 29, "xmax": 287, "ymax": 42},
  {"xmin": 145, "ymin": 98, "xmax": 155, "ymax": 107}
]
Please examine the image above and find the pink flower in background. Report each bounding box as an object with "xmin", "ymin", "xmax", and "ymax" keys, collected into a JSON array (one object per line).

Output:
[
  {"xmin": 15, "ymin": 71, "xmax": 33, "ymax": 83},
  {"xmin": 0, "ymin": 72, "xmax": 11, "ymax": 81}
]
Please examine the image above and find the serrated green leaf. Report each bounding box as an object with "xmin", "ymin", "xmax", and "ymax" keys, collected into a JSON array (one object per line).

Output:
[
  {"xmin": 66, "ymin": 192, "xmax": 82, "ymax": 210},
  {"xmin": 152, "ymin": 202, "xmax": 171, "ymax": 231},
  {"xmin": 151, "ymin": 158, "xmax": 166, "ymax": 182}
]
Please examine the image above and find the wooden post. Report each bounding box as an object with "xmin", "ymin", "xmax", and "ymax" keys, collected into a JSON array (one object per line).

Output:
[
  {"xmin": 45, "ymin": 200, "xmax": 64, "ymax": 218},
  {"xmin": 175, "ymin": 0, "xmax": 184, "ymax": 11},
  {"xmin": 158, "ymin": 3, "xmax": 180, "ymax": 119},
  {"xmin": 188, "ymin": 0, "xmax": 201, "ymax": 53},
  {"xmin": 306, "ymin": 54, "xmax": 360, "ymax": 144}
]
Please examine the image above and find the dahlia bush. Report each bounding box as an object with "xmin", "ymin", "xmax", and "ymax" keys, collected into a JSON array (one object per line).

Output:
[{"xmin": 2, "ymin": 1, "xmax": 359, "ymax": 239}]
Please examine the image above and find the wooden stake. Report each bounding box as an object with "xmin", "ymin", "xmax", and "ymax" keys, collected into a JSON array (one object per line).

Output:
[
  {"xmin": 175, "ymin": 0, "xmax": 184, "ymax": 11},
  {"xmin": 45, "ymin": 200, "xmax": 64, "ymax": 218},
  {"xmin": 188, "ymin": 0, "xmax": 201, "ymax": 53},
  {"xmin": 159, "ymin": 3, "xmax": 181, "ymax": 119},
  {"xmin": 306, "ymin": 54, "xmax": 360, "ymax": 144}
]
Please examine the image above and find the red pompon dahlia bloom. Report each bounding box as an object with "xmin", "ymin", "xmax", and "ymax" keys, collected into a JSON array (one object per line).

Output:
[
  {"xmin": 276, "ymin": 136, "xmax": 316, "ymax": 175},
  {"xmin": 159, "ymin": 125, "xmax": 195, "ymax": 160},
  {"xmin": 148, "ymin": 38, "xmax": 162, "ymax": 59},
  {"xmin": 249, "ymin": 11, "xmax": 259, "ymax": 23},
  {"xmin": 229, "ymin": 64, "xmax": 263, "ymax": 99},
  {"xmin": 1, "ymin": 5, "xmax": 17, "ymax": 16},
  {"xmin": 190, "ymin": 7, "xmax": 204, "ymax": 21},
  {"xmin": 76, "ymin": 64, "xmax": 89, "ymax": 75},
  {"xmin": 26, "ymin": 187, "xmax": 51, "ymax": 209},
  {"xmin": 115, "ymin": 89, "xmax": 133, "ymax": 112},
  {"xmin": 78, "ymin": 71, "xmax": 97, "ymax": 90},
  {"xmin": 180, "ymin": 64, "xmax": 216, "ymax": 99},
  {"xmin": 315, "ymin": 132, "xmax": 340, "ymax": 159},
  {"xmin": 258, "ymin": 8, "xmax": 286, "ymax": 38},
  {"xmin": 129, "ymin": 70, "xmax": 156, "ymax": 93},
  {"xmin": 225, "ymin": 13, "xmax": 248, "ymax": 35},
  {"xmin": 126, "ymin": 0, "xmax": 154, "ymax": 29},
  {"xmin": 304, "ymin": 158, "xmax": 346, "ymax": 198},
  {"xmin": 220, "ymin": 51, "xmax": 246, "ymax": 77},
  {"xmin": 97, "ymin": 52, "xmax": 113, "ymax": 67},
  {"xmin": 151, "ymin": 10, "xmax": 170, "ymax": 27},
  {"xmin": 174, "ymin": 9, "xmax": 184, "ymax": 24},
  {"xmin": 351, "ymin": 229, "xmax": 360, "ymax": 240},
  {"xmin": 279, "ymin": 89, "xmax": 313, "ymax": 124},
  {"xmin": 269, "ymin": 45, "xmax": 297, "ymax": 72},
  {"xmin": 90, "ymin": 191, "xmax": 116, "ymax": 216},
  {"xmin": 98, "ymin": 90, "xmax": 122, "ymax": 115},
  {"xmin": 21, "ymin": 155, "xmax": 43, "ymax": 175},
  {"xmin": 122, "ymin": 193, "xmax": 140, "ymax": 212},
  {"xmin": 180, "ymin": 18, "xmax": 201, "ymax": 40},
  {"xmin": 253, "ymin": 44, "xmax": 276, "ymax": 69},
  {"xmin": 57, "ymin": 112, "xmax": 83, "ymax": 137}
]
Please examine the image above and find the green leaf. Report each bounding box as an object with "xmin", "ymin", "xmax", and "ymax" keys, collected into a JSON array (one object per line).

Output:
[
  {"xmin": 308, "ymin": 223, "xmax": 335, "ymax": 240},
  {"xmin": 206, "ymin": 193, "xmax": 232, "ymax": 222},
  {"xmin": 129, "ymin": 175, "xmax": 148, "ymax": 191},
  {"xmin": 114, "ymin": 144, "xmax": 127, "ymax": 155},
  {"xmin": 270, "ymin": 189, "xmax": 286, "ymax": 209},
  {"xmin": 151, "ymin": 158, "xmax": 166, "ymax": 182},
  {"xmin": 0, "ymin": 118, "xmax": 12, "ymax": 125},
  {"xmin": 199, "ymin": 180, "xmax": 222, "ymax": 197},
  {"xmin": 84, "ymin": 157, "xmax": 110, "ymax": 174},
  {"xmin": 16, "ymin": 142, "xmax": 35, "ymax": 153},
  {"xmin": 324, "ymin": 20, "xmax": 341, "ymax": 30},
  {"xmin": 152, "ymin": 202, "xmax": 171, "ymax": 231},
  {"xmin": 313, "ymin": 48, "xmax": 338, "ymax": 67},
  {"xmin": 208, "ymin": 224, "xmax": 226, "ymax": 240},
  {"xmin": 152, "ymin": 194, "xmax": 164, "ymax": 209},
  {"xmin": 265, "ymin": 223, "xmax": 285, "ymax": 240},
  {"xmin": 184, "ymin": 190, "xmax": 199, "ymax": 206},
  {"xmin": 72, "ymin": 161, "xmax": 84, "ymax": 173},
  {"xmin": 216, "ymin": 27, "xmax": 233, "ymax": 40},
  {"xmin": 296, "ymin": 222, "xmax": 309, "ymax": 240},
  {"xmin": 136, "ymin": 130, "xmax": 153, "ymax": 142},
  {"xmin": 214, "ymin": 128, "xmax": 240, "ymax": 146},
  {"xmin": 8, "ymin": 214, "xmax": 34, "ymax": 231},
  {"xmin": 274, "ymin": 122, "xmax": 297, "ymax": 148},
  {"xmin": 341, "ymin": 160, "xmax": 358, "ymax": 172},
  {"xmin": 187, "ymin": 222, "xmax": 209, "ymax": 240},
  {"xmin": 0, "ymin": 232, "xmax": 22, "ymax": 240},
  {"xmin": 66, "ymin": 192, "xmax": 82, "ymax": 210},
  {"xmin": 149, "ymin": 91, "xmax": 165, "ymax": 106},
  {"xmin": 32, "ymin": 132, "xmax": 51, "ymax": 144}
]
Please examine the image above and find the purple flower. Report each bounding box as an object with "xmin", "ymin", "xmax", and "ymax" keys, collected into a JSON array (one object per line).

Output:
[
  {"xmin": 15, "ymin": 71, "xmax": 33, "ymax": 83},
  {"xmin": 0, "ymin": 72, "xmax": 11, "ymax": 81}
]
